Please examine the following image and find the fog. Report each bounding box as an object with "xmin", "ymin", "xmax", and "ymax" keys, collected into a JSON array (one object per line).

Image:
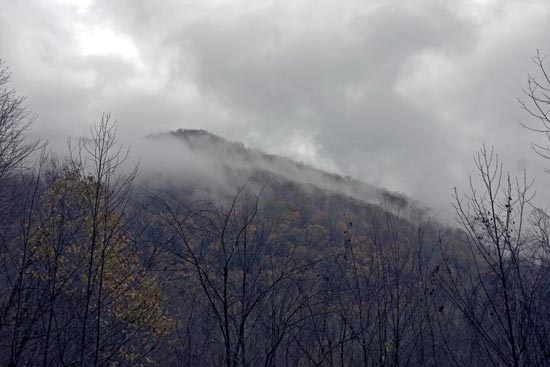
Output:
[{"xmin": 3, "ymin": 0, "xmax": 550, "ymax": 222}]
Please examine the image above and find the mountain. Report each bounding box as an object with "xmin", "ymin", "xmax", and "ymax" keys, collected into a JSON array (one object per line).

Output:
[
  {"xmin": 5, "ymin": 122, "xmax": 539, "ymax": 367},
  {"xmin": 145, "ymin": 128, "xmax": 416, "ymax": 214},
  {"xmin": 136, "ymin": 129, "xmax": 456, "ymax": 366}
]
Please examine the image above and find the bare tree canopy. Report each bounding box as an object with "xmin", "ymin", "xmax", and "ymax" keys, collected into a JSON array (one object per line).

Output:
[
  {"xmin": 519, "ymin": 50, "xmax": 550, "ymax": 161},
  {"xmin": 0, "ymin": 59, "xmax": 39, "ymax": 179}
]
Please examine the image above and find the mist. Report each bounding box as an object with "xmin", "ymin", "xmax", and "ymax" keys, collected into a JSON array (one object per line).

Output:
[{"xmin": 2, "ymin": 0, "xmax": 549, "ymax": 218}]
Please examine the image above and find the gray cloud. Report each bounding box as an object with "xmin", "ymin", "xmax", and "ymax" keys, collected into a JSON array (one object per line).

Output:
[{"xmin": 1, "ymin": 0, "xmax": 549, "ymax": 219}]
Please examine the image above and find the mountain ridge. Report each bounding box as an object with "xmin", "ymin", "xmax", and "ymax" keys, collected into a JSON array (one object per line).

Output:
[{"xmin": 147, "ymin": 128, "xmax": 416, "ymax": 212}]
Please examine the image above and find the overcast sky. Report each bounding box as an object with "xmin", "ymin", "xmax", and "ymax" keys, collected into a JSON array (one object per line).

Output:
[{"xmin": 0, "ymin": 0, "xmax": 549, "ymax": 214}]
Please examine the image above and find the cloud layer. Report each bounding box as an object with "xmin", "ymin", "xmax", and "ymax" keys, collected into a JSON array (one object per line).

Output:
[{"xmin": 0, "ymin": 0, "xmax": 549, "ymax": 216}]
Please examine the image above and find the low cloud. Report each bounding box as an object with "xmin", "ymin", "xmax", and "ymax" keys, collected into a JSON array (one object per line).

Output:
[{"xmin": 1, "ymin": 0, "xmax": 549, "ymax": 218}]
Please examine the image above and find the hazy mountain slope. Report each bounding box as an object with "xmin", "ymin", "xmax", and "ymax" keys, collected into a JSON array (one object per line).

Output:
[{"xmin": 144, "ymin": 129, "xmax": 415, "ymax": 212}]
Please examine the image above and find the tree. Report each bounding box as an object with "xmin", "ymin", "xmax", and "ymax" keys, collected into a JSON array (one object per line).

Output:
[
  {"xmin": 440, "ymin": 146, "xmax": 549, "ymax": 367},
  {"xmin": 0, "ymin": 113, "xmax": 172, "ymax": 366},
  {"xmin": 154, "ymin": 182, "xmax": 330, "ymax": 367},
  {"xmin": 0, "ymin": 59, "xmax": 39, "ymax": 181},
  {"xmin": 68, "ymin": 115, "xmax": 172, "ymax": 366},
  {"xmin": 519, "ymin": 50, "xmax": 550, "ymax": 161},
  {"xmin": 0, "ymin": 59, "xmax": 43, "ymax": 367}
]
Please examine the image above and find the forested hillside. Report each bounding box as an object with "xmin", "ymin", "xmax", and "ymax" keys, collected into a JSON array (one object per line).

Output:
[{"xmin": 2, "ymin": 55, "xmax": 550, "ymax": 367}]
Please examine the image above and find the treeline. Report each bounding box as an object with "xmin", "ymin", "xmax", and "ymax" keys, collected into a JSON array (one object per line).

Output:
[{"xmin": 1, "ymin": 55, "xmax": 550, "ymax": 367}]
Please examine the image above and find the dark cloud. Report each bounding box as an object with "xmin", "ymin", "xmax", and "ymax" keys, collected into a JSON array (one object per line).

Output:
[{"xmin": 0, "ymin": 0, "xmax": 549, "ymax": 218}]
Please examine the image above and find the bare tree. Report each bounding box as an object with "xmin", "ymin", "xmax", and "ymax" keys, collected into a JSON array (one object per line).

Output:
[
  {"xmin": 154, "ymin": 181, "xmax": 328, "ymax": 367},
  {"xmin": 0, "ymin": 59, "xmax": 39, "ymax": 181},
  {"xmin": 440, "ymin": 146, "xmax": 548, "ymax": 367},
  {"xmin": 519, "ymin": 50, "xmax": 550, "ymax": 161}
]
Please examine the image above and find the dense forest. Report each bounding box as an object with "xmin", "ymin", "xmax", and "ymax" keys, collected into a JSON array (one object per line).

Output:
[{"xmin": 1, "ymin": 53, "xmax": 550, "ymax": 367}]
